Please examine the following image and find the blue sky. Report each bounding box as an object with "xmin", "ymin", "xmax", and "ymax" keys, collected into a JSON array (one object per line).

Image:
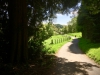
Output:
[
  {"xmin": 43, "ymin": 13, "xmax": 73, "ymax": 25},
  {"xmin": 53, "ymin": 13, "xmax": 73, "ymax": 25},
  {"xmin": 53, "ymin": 3, "xmax": 81, "ymax": 25},
  {"xmin": 43, "ymin": 2, "xmax": 80, "ymax": 25},
  {"xmin": 43, "ymin": 11, "xmax": 78, "ymax": 25}
]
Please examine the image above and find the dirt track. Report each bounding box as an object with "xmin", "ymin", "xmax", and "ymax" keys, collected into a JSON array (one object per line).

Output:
[{"xmin": 52, "ymin": 38, "xmax": 100, "ymax": 75}]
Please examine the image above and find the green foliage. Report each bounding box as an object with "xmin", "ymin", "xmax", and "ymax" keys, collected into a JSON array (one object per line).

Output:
[
  {"xmin": 27, "ymin": 0, "xmax": 80, "ymax": 29},
  {"xmin": 0, "ymin": 0, "xmax": 80, "ymax": 63},
  {"xmin": 28, "ymin": 34, "xmax": 71, "ymax": 59},
  {"xmin": 28, "ymin": 23, "xmax": 54, "ymax": 59},
  {"xmin": 62, "ymin": 16, "xmax": 78, "ymax": 34},
  {"xmin": 62, "ymin": 26, "xmax": 68, "ymax": 34},
  {"xmin": 68, "ymin": 17, "xmax": 78, "ymax": 32},
  {"xmin": 82, "ymin": 0, "xmax": 100, "ymax": 14},
  {"xmin": 79, "ymin": 38, "xmax": 100, "ymax": 64},
  {"xmin": 53, "ymin": 24, "xmax": 64, "ymax": 35},
  {"xmin": 77, "ymin": 1, "xmax": 100, "ymax": 43},
  {"xmin": 27, "ymin": 0, "xmax": 80, "ymax": 38},
  {"xmin": 54, "ymin": 24, "xmax": 63, "ymax": 29}
]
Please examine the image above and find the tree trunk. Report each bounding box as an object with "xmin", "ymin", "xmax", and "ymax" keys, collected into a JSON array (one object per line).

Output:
[{"xmin": 9, "ymin": 0, "xmax": 28, "ymax": 63}]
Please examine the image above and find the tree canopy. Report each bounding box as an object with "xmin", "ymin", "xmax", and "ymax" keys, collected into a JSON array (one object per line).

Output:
[
  {"xmin": 0, "ymin": 0, "xmax": 80, "ymax": 63},
  {"xmin": 77, "ymin": 0, "xmax": 100, "ymax": 43}
]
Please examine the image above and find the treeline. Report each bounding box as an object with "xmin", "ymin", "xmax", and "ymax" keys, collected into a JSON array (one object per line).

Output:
[
  {"xmin": 62, "ymin": 17, "xmax": 78, "ymax": 34},
  {"xmin": 45, "ymin": 16, "xmax": 78, "ymax": 35},
  {"xmin": 77, "ymin": 0, "xmax": 100, "ymax": 43}
]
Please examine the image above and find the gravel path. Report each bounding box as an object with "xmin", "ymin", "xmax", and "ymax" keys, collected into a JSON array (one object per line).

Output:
[{"xmin": 52, "ymin": 38, "xmax": 100, "ymax": 75}]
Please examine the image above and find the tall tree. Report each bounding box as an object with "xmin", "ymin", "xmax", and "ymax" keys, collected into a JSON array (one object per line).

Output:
[
  {"xmin": 9, "ymin": 0, "xmax": 28, "ymax": 63},
  {"xmin": 0, "ymin": 0, "xmax": 80, "ymax": 63},
  {"xmin": 77, "ymin": 0, "xmax": 100, "ymax": 43},
  {"xmin": 0, "ymin": 0, "xmax": 9, "ymax": 63}
]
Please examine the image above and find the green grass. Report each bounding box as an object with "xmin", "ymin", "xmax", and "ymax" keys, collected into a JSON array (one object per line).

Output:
[
  {"xmin": 43, "ymin": 32, "xmax": 82, "ymax": 54},
  {"xmin": 45, "ymin": 41, "xmax": 69, "ymax": 54},
  {"xmin": 79, "ymin": 38, "xmax": 100, "ymax": 64},
  {"xmin": 43, "ymin": 34, "xmax": 71, "ymax": 54},
  {"xmin": 67, "ymin": 32, "xmax": 82, "ymax": 38}
]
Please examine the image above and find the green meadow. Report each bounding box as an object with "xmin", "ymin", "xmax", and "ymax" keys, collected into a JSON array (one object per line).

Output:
[{"xmin": 43, "ymin": 34, "xmax": 71, "ymax": 54}]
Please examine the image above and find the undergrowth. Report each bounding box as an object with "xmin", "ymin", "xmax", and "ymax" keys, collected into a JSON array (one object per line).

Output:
[{"xmin": 79, "ymin": 38, "xmax": 100, "ymax": 64}]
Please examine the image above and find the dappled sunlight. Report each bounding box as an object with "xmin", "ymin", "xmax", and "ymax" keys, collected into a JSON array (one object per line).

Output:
[
  {"xmin": 4, "ymin": 54, "xmax": 97, "ymax": 75},
  {"xmin": 48, "ymin": 38, "xmax": 100, "ymax": 75},
  {"xmin": 51, "ymin": 57, "xmax": 100, "ymax": 75}
]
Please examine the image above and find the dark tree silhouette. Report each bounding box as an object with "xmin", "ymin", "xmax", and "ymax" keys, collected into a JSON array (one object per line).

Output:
[
  {"xmin": 8, "ymin": 0, "xmax": 28, "ymax": 63},
  {"xmin": 0, "ymin": 0, "xmax": 80, "ymax": 63}
]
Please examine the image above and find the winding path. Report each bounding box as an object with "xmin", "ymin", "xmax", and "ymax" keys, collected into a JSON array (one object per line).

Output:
[{"xmin": 51, "ymin": 38, "xmax": 100, "ymax": 75}]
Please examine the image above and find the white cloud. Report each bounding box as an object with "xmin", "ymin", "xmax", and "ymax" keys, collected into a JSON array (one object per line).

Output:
[{"xmin": 56, "ymin": 14, "xmax": 63, "ymax": 17}]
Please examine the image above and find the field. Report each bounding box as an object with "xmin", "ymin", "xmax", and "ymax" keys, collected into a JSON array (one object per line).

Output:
[{"xmin": 43, "ymin": 34, "xmax": 71, "ymax": 54}]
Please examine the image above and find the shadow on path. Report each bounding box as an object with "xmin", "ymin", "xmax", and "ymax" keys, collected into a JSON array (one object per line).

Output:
[
  {"xmin": 68, "ymin": 38, "xmax": 84, "ymax": 54},
  {"xmin": 51, "ymin": 56, "xmax": 99, "ymax": 75},
  {"xmin": 49, "ymin": 38, "xmax": 100, "ymax": 75}
]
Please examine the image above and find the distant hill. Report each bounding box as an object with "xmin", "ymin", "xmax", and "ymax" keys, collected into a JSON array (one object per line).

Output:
[{"xmin": 54, "ymin": 24, "xmax": 63, "ymax": 28}]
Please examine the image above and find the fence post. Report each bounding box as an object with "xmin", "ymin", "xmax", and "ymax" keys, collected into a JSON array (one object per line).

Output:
[
  {"xmin": 51, "ymin": 39, "xmax": 53, "ymax": 44},
  {"xmin": 55, "ymin": 39, "xmax": 56, "ymax": 44}
]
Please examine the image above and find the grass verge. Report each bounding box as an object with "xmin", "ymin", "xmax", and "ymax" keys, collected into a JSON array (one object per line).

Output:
[
  {"xmin": 78, "ymin": 38, "xmax": 100, "ymax": 64},
  {"xmin": 44, "ymin": 41, "xmax": 69, "ymax": 54},
  {"xmin": 43, "ymin": 34, "xmax": 71, "ymax": 54}
]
